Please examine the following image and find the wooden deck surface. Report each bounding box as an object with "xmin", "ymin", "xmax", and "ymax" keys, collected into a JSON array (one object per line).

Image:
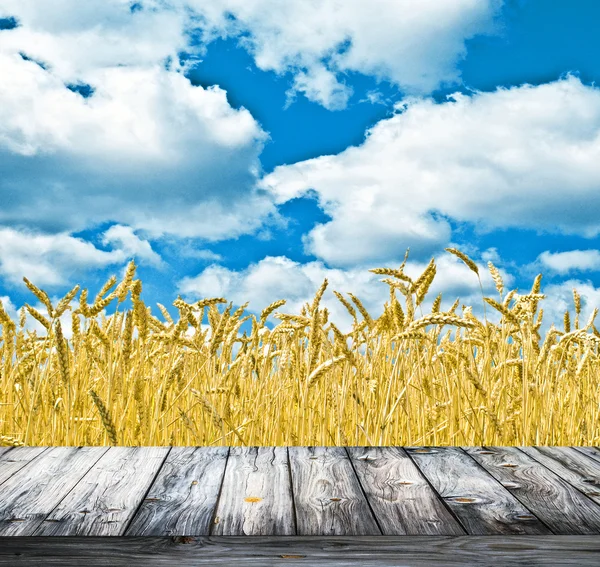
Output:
[{"xmin": 1, "ymin": 446, "xmax": 600, "ymax": 565}]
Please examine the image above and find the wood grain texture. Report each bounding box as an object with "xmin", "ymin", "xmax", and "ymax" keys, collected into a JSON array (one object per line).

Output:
[
  {"xmin": 33, "ymin": 447, "xmax": 169, "ymax": 536},
  {"xmin": 520, "ymin": 446, "xmax": 600, "ymax": 504},
  {"xmin": 465, "ymin": 446, "xmax": 600, "ymax": 534},
  {"xmin": 347, "ymin": 446, "xmax": 465, "ymax": 535},
  {"xmin": 575, "ymin": 446, "xmax": 600, "ymax": 464},
  {"xmin": 1, "ymin": 536, "xmax": 600, "ymax": 566},
  {"xmin": 407, "ymin": 447, "xmax": 551, "ymax": 535},
  {"xmin": 0, "ymin": 446, "xmax": 48, "ymax": 486},
  {"xmin": 0, "ymin": 447, "xmax": 108, "ymax": 536},
  {"xmin": 212, "ymin": 446, "xmax": 294, "ymax": 536},
  {"xmin": 0, "ymin": 448, "xmax": 12, "ymax": 460},
  {"xmin": 4, "ymin": 446, "xmax": 600, "ymax": 541},
  {"xmin": 289, "ymin": 446, "xmax": 380, "ymax": 536},
  {"xmin": 126, "ymin": 447, "xmax": 228, "ymax": 536}
]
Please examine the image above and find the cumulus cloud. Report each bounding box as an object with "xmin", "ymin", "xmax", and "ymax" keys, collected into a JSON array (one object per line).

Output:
[
  {"xmin": 0, "ymin": 53, "xmax": 272, "ymax": 238},
  {"xmin": 172, "ymin": 244, "xmax": 223, "ymax": 262},
  {"xmin": 178, "ymin": 250, "xmax": 598, "ymax": 341},
  {"xmin": 178, "ymin": 251, "xmax": 512, "ymax": 332},
  {"xmin": 179, "ymin": 256, "xmax": 380, "ymax": 330},
  {"xmin": 0, "ymin": 295, "xmax": 18, "ymax": 321},
  {"xmin": 0, "ymin": 0, "xmax": 504, "ymax": 255},
  {"xmin": 261, "ymin": 77, "xmax": 600, "ymax": 267},
  {"xmin": 191, "ymin": 0, "xmax": 501, "ymax": 109},
  {"xmin": 537, "ymin": 250, "xmax": 600, "ymax": 275},
  {"xmin": 0, "ymin": 226, "xmax": 158, "ymax": 287},
  {"xmin": 535, "ymin": 279, "xmax": 600, "ymax": 336},
  {"xmin": 0, "ymin": 1, "xmax": 277, "ymax": 245},
  {"xmin": 2, "ymin": 293, "xmax": 99, "ymax": 340},
  {"xmin": 101, "ymin": 225, "xmax": 162, "ymax": 267},
  {"xmin": 17, "ymin": 301, "xmax": 77, "ymax": 339},
  {"xmin": 0, "ymin": 0, "xmax": 188, "ymax": 80},
  {"xmin": 1, "ymin": 0, "xmax": 502, "ymax": 112}
]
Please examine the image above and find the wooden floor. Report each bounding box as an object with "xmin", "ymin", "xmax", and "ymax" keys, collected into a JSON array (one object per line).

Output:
[{"xmin": 1, "ymin": 446, "xmax": 600, "ymax": 565}]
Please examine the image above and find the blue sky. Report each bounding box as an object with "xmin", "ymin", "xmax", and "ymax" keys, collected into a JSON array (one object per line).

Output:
[{"xmin": 1, "ymin": 0, "xmax": 600, "ymax": 333}]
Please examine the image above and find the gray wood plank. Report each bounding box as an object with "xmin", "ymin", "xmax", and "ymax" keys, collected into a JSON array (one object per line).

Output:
[
  {"xmin": 575, "ymin": 446, "xmax": 600, "ymax": 464},
  {"xmin": 0, "ymin": 446, "xmax": 48, "ymax": 486},
  {"xmin": 289, "ymin": 446, "xmax": 380, "ymax": 536},
  {"xmin": 465, "ymin": 446, "xmax": 600, "ymax": 534},
  {"xmin": 212, "ymin": 446, "xmax": 294, "ymax": 536},
  {"xmin": 33, "ymin": 447, "xmax": 169, "ymax": 536},
  {"xmin": 0, "ymin": 448, "xmax": 12, "ymax": 459},
  {"xmin": 520, "ymin": 446, "xmax": 600, "ymax": 503},
  {"xmin": 347, "ymin": 446, "xmax": 465, "ymax": 535},
  {"xmin": 0, "ymin": 447, "xmax": 109, "ymax": 536},
  {"xmin": 1, "ymin": 536, "xmax": 600, "ymax": 566},
  {"xmin": 125, "ymin": 447, "xmax": 228, "ymax": 536},
  {"xmin": 407, "ymin": 447, "xmax": 551, "ymax": 535}
]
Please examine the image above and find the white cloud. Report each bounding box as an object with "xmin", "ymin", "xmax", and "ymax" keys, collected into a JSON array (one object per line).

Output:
[
  {"xmin": 190, "ymin": 0, "xmax": 501, "ymax": 109},
  {"xmin": 173, "ymin": 244, "xmax": 223, "ymax": 262},
  {"xmin": 0, "ymin": 295, "xmax": 18, "ymax": 322},
  {"xmin": 0, "ymin": 1, "xmax": 277, "ymax": 244},
  {"xmin": 101, "ymin": 225, "xmax": 162, "ymax": 267},
  {"xmin": 537, "ymin": 250, "xmax": 600, "ymax": 275},
  {"xmin": 261, "ymin": 77, "xmax": 600, "ymax": 266},
  {"xmin": 0, "ymin": 0, "xmax": 503, "ymax": 253},
  {"xmin": 0, "ymin": 228, "xmax": 120, "ymax": 286},
  {"xmin": 19, "ymin": 301, "xmax": 77, "ymax": 339},
  {"xmin": 0, "ymin": 53, "xmax": 272, "ymax": 239},
  {"xmin": 1, "ymin": 0, "xmax": 502, "ymax": 112},
  {"xmin": 178, "ymin": 256, "xmax": 351, "ymax": 318},
  {"xmin": 177, "ymin": 252, "xmax": 512, "ymax": 332},
  {"xmin": 535, "ymin": 279, "xmax": 600, "ymax": 337},
  {"xmin": 286, "ymin": 65, "xmax": 352, "ymax": 111},
  {"xmin": 481, "ymin": 247, "xmax": 502, "ymax": 264},
  {"xmin": 0, "ymin": 294, "xmax": 75, "ymax": 339},
  {"xmin": 0, "ymin": 0, "xmax": 188, "ymax": 81},
  {"xmin": 0, "ymin": 227, "xmax": 158, "ymax": 287},
  {"xmin": 0, "ymin": 53, "xmax": 262, "ymax": 155},
  {"xmin": 1, "ymin": 294, "xmax": 120, "ymax": 341},
  {"xmin": 178, "ymin": 251, "xmax": 600, "ymax": 342}
]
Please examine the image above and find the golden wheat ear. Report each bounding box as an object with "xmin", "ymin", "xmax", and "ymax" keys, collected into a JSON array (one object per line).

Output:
[{"xmin": 445, "ymin": 247, "xmax": 479, "ymax": 275}]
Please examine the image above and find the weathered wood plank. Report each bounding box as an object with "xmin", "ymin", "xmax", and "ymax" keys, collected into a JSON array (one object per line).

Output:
[
  {"xmin": 126, "ymin": 447, "xmax": 228, "ymax": 536},
  {"xmin": 212, "ymin": 446, "xmax": 294, "ymax": 536},
  {"xmin": 347, "ymin": 446, "xmax": 465, "ymax": 535},
  {"xmin": 0, "ymin": 446, "xmax": 48, "ymax": 486},
  {"xmin": 1, "ymin": 536, "xmax": 600, "ymax": 566},
  {"xmin": 0, "ymin": 447, "xmax": 108, "ymax": 536},
  {"xmin": 4, "ymin": 445, "xmax": 600, "ymax": 543},
  {"xmin": 33, "ymin": 447, "xmax": 169, "ymax": 536},
  {"xmin": 575, "ymin": 446, "xmax": 600, "ymax": 464},
  {"xmin": 289, "ymin": 446, "xmax": 380, "ymax": 536},
  {"xmin": 465, "ymin": 446, "xmax": 600, "ymax": 534},
  {"xmin": 0, "ymin": 448, "xmax": 12, "ymax": 459},
  {"xmin": 520, "ymin": 446, "xmax": 600, "ymax": 504},
  {"xmin": 407, "ymin": 447, "xmax": 551, "ymax": 535}
]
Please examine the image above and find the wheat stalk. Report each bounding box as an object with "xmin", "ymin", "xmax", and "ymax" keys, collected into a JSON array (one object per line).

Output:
[{"xmin": 89, "ymin": 389, "xmax": 118, "ymax": 445}]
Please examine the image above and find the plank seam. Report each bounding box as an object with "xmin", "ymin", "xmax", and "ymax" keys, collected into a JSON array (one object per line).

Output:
[
  {"xmin": 404, "ymin": 447, "xmax": 469, "ymax": 535},
  {"xmin": 121, "ymin": 446, "xmax": 173, "ymax": 536},
  {"xmin": 460, "ymin": 447, "xmax": 556, "ymax": 534},
  {"xmin": 0, "ymin": 446, "xmax": 50, "ymax": 488},
  {"xmin": 515, "ymin": 447, "xmax": 600, "ymax": 518},
  {"xmin": 286, "ymin": 446, "xmax": 298, "ymax": 536},
  {"xmin": 27, "ymin": 447, "xmax": 112, "ymax": 536},
  {"xmin": 0, "ymin": 447, "xmax": 14, "ymax": 459},
  {"xmin": 208, "ymin": 446, "xmax": 231, "ymax": 536},
  {"xmin": 344, "ymin": 446, "xmax": 383, "ymax": 535},
  {"xmin": 573, "ymin": 446, "xmax": 600, "ymax": 465}
]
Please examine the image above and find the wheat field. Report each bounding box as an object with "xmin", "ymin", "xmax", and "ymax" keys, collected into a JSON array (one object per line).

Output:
[{"xmin": 0, "ymin": 248, "xmax": 598, "ymax": 447}]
